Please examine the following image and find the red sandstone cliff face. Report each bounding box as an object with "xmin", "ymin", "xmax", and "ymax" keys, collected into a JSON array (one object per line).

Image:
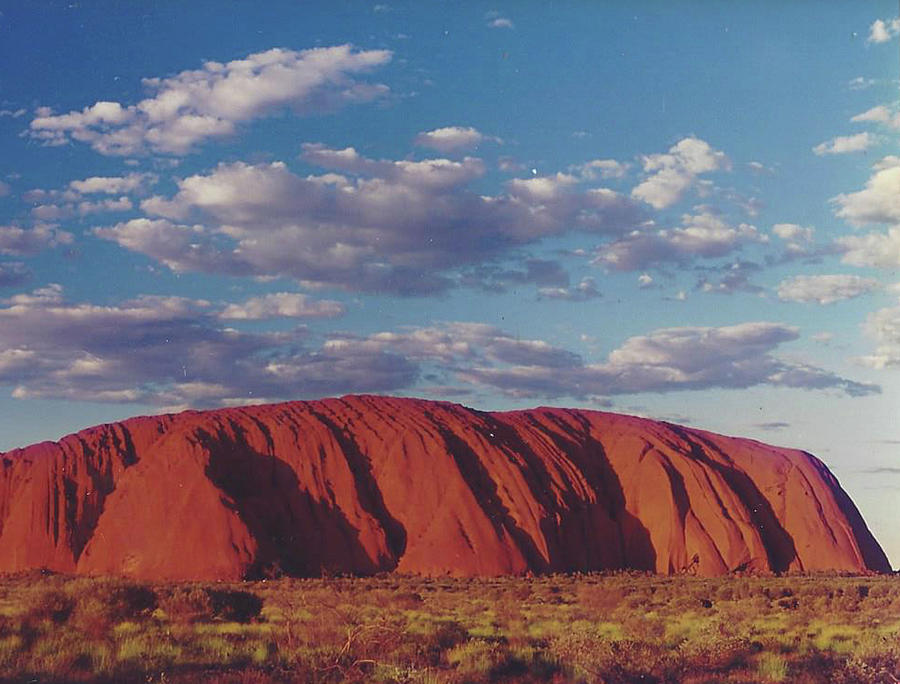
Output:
[{"xmin": 0, "ymin": 396, "xmax": 890, "ymax": 580}]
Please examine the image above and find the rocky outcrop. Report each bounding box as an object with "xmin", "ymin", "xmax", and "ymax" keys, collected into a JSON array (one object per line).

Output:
[{"xmin": 0, "ymin": 396, "xmax": 889, "ymax": 580}]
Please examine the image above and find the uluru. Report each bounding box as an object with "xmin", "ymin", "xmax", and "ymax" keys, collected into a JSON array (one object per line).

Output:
[{"xmin": 0, "ymin": 395, "xmax": 889, "ymax": 580}]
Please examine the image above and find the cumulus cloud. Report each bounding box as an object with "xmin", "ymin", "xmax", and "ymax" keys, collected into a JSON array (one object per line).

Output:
[
  {"xmin": 94, "ymin": 218, "xmax": 250, "ymax": 275},
  {"xmin": 832, "ymin": 164, "xmax": 900, "ymax": 226},
  {"xmin": 25, "ymin": 173, "xmax": 156, "ymax": 220},
  {"xmin": 334, "ymin": 321, "xmax": 876, "ymax": 399},
  {"xmin": 96, "ymin": 149, "xmax": 643, "ymax": 294},
  {"xmin": 777, "ymin": 274, "xmax": 881, "ymax": 304},
  {"xmin": 812, "ymin": 132, "xmax": 875, "ymax": 156},
  {"xmin": 0, "ymin": 285, "xmax": 412, "ymax": 406},
  {"xmin": 68, "ymin": 173, "xmax": 157, "ymax": 194},
  {"xmin": 219, "ymin": 292, "xmax": 345, "ymax": 319},
  {"xmin": 859, "ymin": 305, "xmax": 900, "ymax": 368},
  {"xmin": 415, "ymin": 126, "xmax": 492, "ymax": 151},
  {"xmin": 0, "ymin": 288, "xmax": 875, "ymax": 405},
  {"xmin": 851, "ymin": 105, "xmax": 893, "ymax": 125},
  {"xmin": 631, "ymin": 137, "xmax": 730, "ymax": 209},
  {"xmin": 773, "ymin": 222, "xmax": 813, "ymax": 245},
  {"xmin": 593, "ymin": 210, "xmax": 764, "ymax": 271},
  {"xmin": 28, "ymin": 46, "xmax": 392, "ymax": 156},
  {"xmin": 837, "ymin": 227, "xmax": 900, "ymax": 268},
  {"xmin": 868, "ymin": 17, "xmax": 900, "ymax": 43},
  {"xmin": 0, "ymin": 224, "xmax": 73, "ymax": 256},
  {"xmin": 32, "ymin": 197, "xmax": 134, "ymax": 220}
]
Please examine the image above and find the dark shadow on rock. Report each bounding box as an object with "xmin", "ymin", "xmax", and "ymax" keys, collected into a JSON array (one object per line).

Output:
[
  {"xmin": 434, "ymin": 422, "xmax": 551, "ymax": 573},
  {"xmin": 500, "ymin": 410, "xmax": 657, "ymax": 573},
  {"xmin": 61, "ymin": 425, "xmax": 140, "ymax": 563},
  {"xmin": 304, "ymin": 405, "xmax": 407, "ymax": 566},
  {"xmin": 196, "ymin": 418, "xmax": 386, "ymax": 578},
  {"xmin": 668, "ymin": 426, "xmax": 799, "ymax": 573},
  {"xmin": 803, "ymin": 454, "xmax": 891, "ymax": 573}
]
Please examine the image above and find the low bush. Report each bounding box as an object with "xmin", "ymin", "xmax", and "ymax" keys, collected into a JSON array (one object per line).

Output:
[
  {"xmin": 1, "ymin": 572, "xmax": 900, "ymax": 683},
  {"xmin": 24, "ymin": 588, "xmax": 74, "ymax": 624},
  {"xmin": 207, "ymin": 589, "xmax": 263, "ymax": 623},
  {"xmin": 157, "ymin": 584, "xmax": 215, "ymax": 622}
]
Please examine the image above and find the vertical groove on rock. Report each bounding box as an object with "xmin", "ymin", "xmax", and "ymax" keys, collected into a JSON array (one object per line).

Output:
[{"xmin": 305, "ymin": 402, "xmax": 407, "ymax": 568}]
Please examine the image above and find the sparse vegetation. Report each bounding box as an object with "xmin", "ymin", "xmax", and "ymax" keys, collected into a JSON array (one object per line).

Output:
[{"xmin": 0, "ymin": 570, "xmax": 897, "ymax": 683}]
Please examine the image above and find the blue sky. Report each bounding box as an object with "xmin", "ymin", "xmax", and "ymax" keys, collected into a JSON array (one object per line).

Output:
[{"xmin": 1, "ymin": 1, "xmax": 899, "ymax": 566}]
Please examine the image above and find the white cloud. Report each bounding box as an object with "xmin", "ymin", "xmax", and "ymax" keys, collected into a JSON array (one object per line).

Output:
[
  {"xmin": 593, "ymin": 210, "xmax": 764, "ymax": 271},
  {"xmin": 338, "ymin": 321, "xmax": 875, "ymax": 398},
  {"xmin": 851, "ymin": 105, "xmax": 892, "ymax": 125},
  {"xmin": 631, "ymin": 137, "xmax": 730, "ymax": 209},
  {"xmin": 637, "ymin": 273, "xmax": 654, "ymax": 288},
  {"xmin": 29, "ymin": 46, "xmax": 392, "ymax": 156},
  {"xmin": 0, "ymin": 285, "xmax": 414, "ymax": 406},
  {"xmin": 0, "ymin": 224, "xmax": 73, "ymax": 256},
  {"xmin": 812, "ymin": 132, "xmax": 875, "ymax": 156},
  {"xmin": 571, "ymin": 159, "xmax": 630, "ymax": 180},
  {"xmin": 68, "ymin": 173, "xmax": 156, "ymax": 194},
  {"xmin": 487, "ymin": 17, "xmax": 514, "ymax": 29},
  {"xmin": 848, "ymin": 76, "xmax": 876, "ymax": 90},
  {"xmin": 414, "ymin": 126, "xmax": 490, "ymax": 152},
  {"xmin": 837, "ymin": 227, "xmax": 900, "ymax": 268},
  {"xmin": 220, "ymin": 292, "xmax": 345, "ymax": 319},
  {"xmin": 507, "ymin": 172, "xmax": 578, "ymax": 202},
  {"xmin": 773, "ymin": 223, "xmax": 814, "ymax": 243},
  {"xmin": 31, "ymin": 196, "xmax": 134, "ymax": 221},
  {"xmin": 873, "ymin": 156, "xmax": 900, "ymax": 171},
  {"xmin": 24, "ymin": 173, "xmax": 155, "ymax": 220},
  {"xmin": 0, "ymin": 289, "xmax": 873, "ymax": 404},
  {"xmin": 771, "ymin": 222, "xmax": 826, "ymax": 259},
  {"xmin": 746, "ymin": 161, "xmax": 773, "ymax": 174},
  {"xmin": 97, "ymin": 149, "xmax": 642, "ymax": 294},
  {"xmin": 537, "ymin": 277, "xmax": 600, "ymax": 301},
  {"xmin": 832, "ymin": 164, "xmax": 900, "ymax": 226},
  {"xmin": 859, "ymin": 305, "xmax": 900, "ymax": 368},
  {"xmin": 868, "ymin": 17, "xmax": 900, "ymax": 44},
  {"xmin": 776, "ymin": 274, "xmax": 880, "ymax": 304},
  {"xmin": 94, "ymin": 217, "xmax": 247, "ymax": 274}
]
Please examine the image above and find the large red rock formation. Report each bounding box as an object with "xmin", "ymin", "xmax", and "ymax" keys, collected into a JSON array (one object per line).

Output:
[{"xmin": 0, "ymin": 396, "xmax": 889, "ymax": 580}]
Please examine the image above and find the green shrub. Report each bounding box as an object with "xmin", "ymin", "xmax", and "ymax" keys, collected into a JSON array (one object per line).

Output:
[
  {"xmin": 757, "ymin": 652, "xmax": 788, "ymax": 682},
  {"xmin": 446, "ymin": 638, "xmax": 497, "ymax": 675}
]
